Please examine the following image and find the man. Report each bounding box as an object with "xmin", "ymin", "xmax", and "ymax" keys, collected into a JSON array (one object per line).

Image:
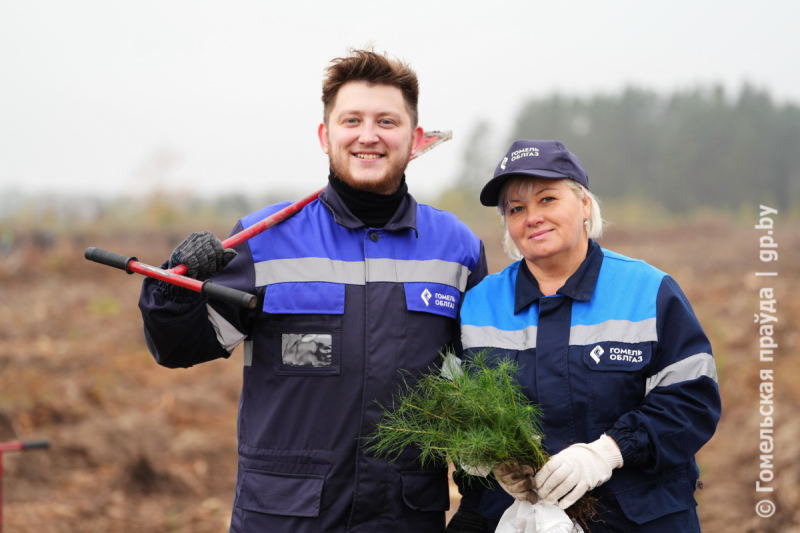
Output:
[{"xmin": 139, "ymin": 49, "xmax": 488, "ymax": 533}]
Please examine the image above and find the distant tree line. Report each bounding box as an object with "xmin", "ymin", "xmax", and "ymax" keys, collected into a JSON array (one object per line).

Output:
[{"xmin": 456, "ymin": 86, "xmax": 800, "ymax": 212}]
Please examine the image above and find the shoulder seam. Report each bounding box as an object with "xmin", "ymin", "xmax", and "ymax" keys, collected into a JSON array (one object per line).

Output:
[{"xmin": 602, "ymin": 249, "xmax": 667, "ymax": 278}]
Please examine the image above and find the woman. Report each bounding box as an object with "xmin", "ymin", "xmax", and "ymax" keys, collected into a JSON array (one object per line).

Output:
[{"xmin": 449, "ymin": 140, "xmax": 721, "ymax": 533}]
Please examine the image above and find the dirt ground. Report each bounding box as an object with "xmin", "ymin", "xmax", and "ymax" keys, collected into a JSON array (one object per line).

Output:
[{"xmin": 1, "ymin": 219, "xmax": 798, "ymax": 532}]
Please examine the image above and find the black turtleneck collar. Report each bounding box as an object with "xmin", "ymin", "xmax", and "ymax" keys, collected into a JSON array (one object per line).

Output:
[{"xmin": 327, "ymin": 170, "xmax": 408, "ymax": 229}]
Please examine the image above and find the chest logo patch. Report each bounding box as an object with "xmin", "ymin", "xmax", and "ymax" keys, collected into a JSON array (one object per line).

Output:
[
  {"xmin": 421, "ymin": 288, "xmax": 432, "ymax": 306},
  {"xmin": 590, "ymin": 345, "xmax": 604, "ymax": 363}
]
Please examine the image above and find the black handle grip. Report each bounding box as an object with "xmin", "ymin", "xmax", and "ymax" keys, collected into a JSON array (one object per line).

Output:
[
  {"xmin": 85, "ymin": 247, "xmax": 137, "ymax": 274},
  {"xmin": 202, "ymin": 280, "xmax": 257, "ymax": 309},
  {"xmin": 22, "ymin": 439, "xmax": 50, "ymax": 450}
]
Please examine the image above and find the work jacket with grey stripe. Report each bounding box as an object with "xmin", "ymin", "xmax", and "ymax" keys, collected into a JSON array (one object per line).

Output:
[
  {"xmin": 459, "ymin": 240, "xmax": 720, "ymax": 532},
  {"xmin": 138, "ymin": 185, "xmax": 488, "ymax": 533}
]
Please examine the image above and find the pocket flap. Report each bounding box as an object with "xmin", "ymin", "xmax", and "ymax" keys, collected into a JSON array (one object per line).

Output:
[
  {"xmin": 236, "ymin": 469, "xmax": 324, "ymax": 517},
  {"xmin": 404, "ymin": 283, "xmax": 460, "ymax": 319},
  {"xmin": 401, "ymin": 470, "xmax": 450, "ymax": 512},
  {"xmin": 615, "ymin": 472, "xmax": 695, "ymax": 524},
  {"xmin": 583, "ymin": 342, "xmax": 651, "ymax": 372},
  {"xmin": 264, "ymin": 282, "xmax": 344, "ymax": 315}
]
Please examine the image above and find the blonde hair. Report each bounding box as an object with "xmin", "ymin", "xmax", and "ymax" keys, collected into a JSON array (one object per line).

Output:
[{"xmin": 497, "ymin": 177, "xmax": 605, "ymax": 261}]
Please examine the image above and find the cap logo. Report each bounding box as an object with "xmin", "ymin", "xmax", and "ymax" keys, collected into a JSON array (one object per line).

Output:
[
  {"xmin": 511, "ymin": 147, "xmax": 539, "ymax": 162},
  {"xmin": 500, "ymin": 157, "xmax": 508, "ymax": 170}
]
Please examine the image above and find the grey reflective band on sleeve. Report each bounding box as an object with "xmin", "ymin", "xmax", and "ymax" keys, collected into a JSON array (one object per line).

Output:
[
  {"xmin": 243, "ymin": 340, "xmax": 253, "ymax": 367},
  {"xmin": 569, "ymin": 318, "xmax": 657, "ymax": 346},
  {"xmin": 207, "ymin": 304, "xmax": 247, "ymax": 354},
  {"xmin": 366, "ymin": 258, "xmax": 471, "ymax": 291},
  {"xmin": 645, "ymin": 352, "xmax": 718, "ymax": 396},
  {"xmin": 253, "ymin": 257, "xmax": 471, "ymax": 290},
  {"xmin": 461, "ymin": 324, "xmax": 537, "ymax": 351},
  {"xmin": 254, "ymin": 258, "xmax": 366, "ymax": 286}
]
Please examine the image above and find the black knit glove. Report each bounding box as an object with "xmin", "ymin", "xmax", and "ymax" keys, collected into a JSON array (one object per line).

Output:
[{"xmin": 169, "ymin": 231, "xmax": 237, "ymax": 281}]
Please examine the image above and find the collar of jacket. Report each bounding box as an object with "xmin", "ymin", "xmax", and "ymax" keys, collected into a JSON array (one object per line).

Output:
[
  {"xmin": 514, "ymin": 239, "xmax": 603, "ymax": 314},
  {"xmin": 318, "ymin": 183, "xmax": 419, "ymax": 235}
]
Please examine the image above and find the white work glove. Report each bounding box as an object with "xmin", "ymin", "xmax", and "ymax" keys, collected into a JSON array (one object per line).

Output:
[
  {"xmin": 533, "ymin": 435, "xmax": 623, "ymax": 510},
  {"xmin": 494, "ymin": 462, "xmax": 538, "ymax": 504},
  {"xmin": 461, "ymin": 463, "xmax": 493, "ymax": 477}
]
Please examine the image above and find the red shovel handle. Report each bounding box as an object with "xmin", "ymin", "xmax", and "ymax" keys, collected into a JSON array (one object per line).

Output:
[
  {"xmin": 84, "ymin": 188, "xmax": 325, "ymax": 309},
  {"xmin": 84, "ymin": 188, "xmax": 325, "ymax": 308},
  {"xmin": 1, "ymin": 440, "xmax": 50, "ymax": 533},
  {"xmin": 84, "ymin": 187, "xmax": 326, "ymax": 308},
  {"xmin": 221, "ymin": 187, "xmax": 324, "ymax": 250},
  {"xmin": 0, "ymin": 440, "xmax": 50, "ymax": 452}
]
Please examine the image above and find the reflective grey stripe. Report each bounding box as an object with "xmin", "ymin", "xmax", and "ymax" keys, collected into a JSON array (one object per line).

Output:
[
  {"xmin": 461, "ymin": 325, "xmax": 537, "ymax": 351},
  {"xmin": 243, "ymin": 340, "xmax": 253, "ymax": 367},
  {"xmin": 254, "ymin": 257, "xmax": 471, "ymax": 290},
  {"xmin": 366, "ymin": 258, "xmax": 470, "ymax": 291},
  {"xmin": 207, "ymin": 304, "xmax": 246, "ymax": 354},
  {"xmin": 645, "ymin": 353, "xmax": 718, "ymax": 396},
  {"xmin": 254, "ymin": 258, "xmax": 365, "ymax": 286},
  {"xmin": 570, "ymin": 318, "xmax": 657, "ymax": 345}
]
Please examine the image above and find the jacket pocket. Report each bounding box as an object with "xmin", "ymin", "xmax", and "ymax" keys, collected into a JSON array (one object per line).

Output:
[
  {"xmin": 264, "ymin": 283, "xmax": 344, "ymax": 376},
  {"xmin": 400, "ymin": 470, "xmax": 450, "ymax": 512},
  {"xmin": 236, "ymin": 469, "xmax": 325, "ymax": 518},
  {"xmin": 614, "ymin": 471, "xmax": 696, "ymax": 525},
  {"xmin": 583, "ymin": 342, "xmax": 651, "ymax": 427}
]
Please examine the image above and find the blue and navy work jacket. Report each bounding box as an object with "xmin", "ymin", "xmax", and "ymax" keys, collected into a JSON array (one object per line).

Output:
[
  {"xmin": 139, "ymin": 185, "xmax": 488, "ymax": 533},
  {"xmin": 459, "ymin": 241, "xmax": 720, "ymax": 530}
]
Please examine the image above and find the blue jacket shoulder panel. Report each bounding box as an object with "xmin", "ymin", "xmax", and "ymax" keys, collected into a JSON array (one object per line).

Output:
[
  {"xmin": 460, "ymin": 262, "xmax": 529, "ymax": 330},
  {"xmin": 411, "ymin": 204, "xmax": 485, "ymax": 271},
  {"xmin": 572, "ymin": 249, "xmax": 666, "ymax": 326},
  {"xmin": 240, "ymin": 201, "xmax": 294, "ymax": 228},
  {"xmin": 241, "ymin": 198, "xmax": 486, "ymax": 295},
  {"xmin": 244, "ymin": 200, "xmax": 365, "ymax": 263}
]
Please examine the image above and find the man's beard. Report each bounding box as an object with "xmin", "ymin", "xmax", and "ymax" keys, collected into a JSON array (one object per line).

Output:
[{"xmin": 329, "ymin": 150, "xmax": 411, "ymax": 195}]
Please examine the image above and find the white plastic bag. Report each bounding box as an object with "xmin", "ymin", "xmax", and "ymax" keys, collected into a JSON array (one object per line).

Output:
[{"xmin": 495, "ymin": 500, "xmax": 583, "ymax": 533}]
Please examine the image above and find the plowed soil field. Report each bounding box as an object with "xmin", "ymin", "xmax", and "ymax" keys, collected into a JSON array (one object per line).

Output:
[{"xmin": 1, "ymin": 219, "xmax": 798, "ymax": 532}]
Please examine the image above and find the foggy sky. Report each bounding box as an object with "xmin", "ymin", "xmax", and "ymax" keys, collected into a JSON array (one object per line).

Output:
[{"xmin": 1, "ymin": 0, "xmax": 798, "ymax": 199}]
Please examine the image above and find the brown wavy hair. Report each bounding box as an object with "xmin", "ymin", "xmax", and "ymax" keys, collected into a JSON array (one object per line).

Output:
[{"xmin": 322, "ymin": 49, "xmax": 419, "ymax": 128}]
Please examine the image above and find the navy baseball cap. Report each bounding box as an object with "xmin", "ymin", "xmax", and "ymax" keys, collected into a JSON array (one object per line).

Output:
[{"xmin": 480, "ymin": 140, "xmax": 589, "ymax": 206}]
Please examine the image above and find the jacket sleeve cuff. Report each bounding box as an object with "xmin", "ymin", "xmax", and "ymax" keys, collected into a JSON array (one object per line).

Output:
[
  {"xmin": 606, "ymin": 427, "xmax": 652, "ymax": 469},
  {"xmin": 593, "ymin": 434, "xmax": 624, "ymax": 469}
]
